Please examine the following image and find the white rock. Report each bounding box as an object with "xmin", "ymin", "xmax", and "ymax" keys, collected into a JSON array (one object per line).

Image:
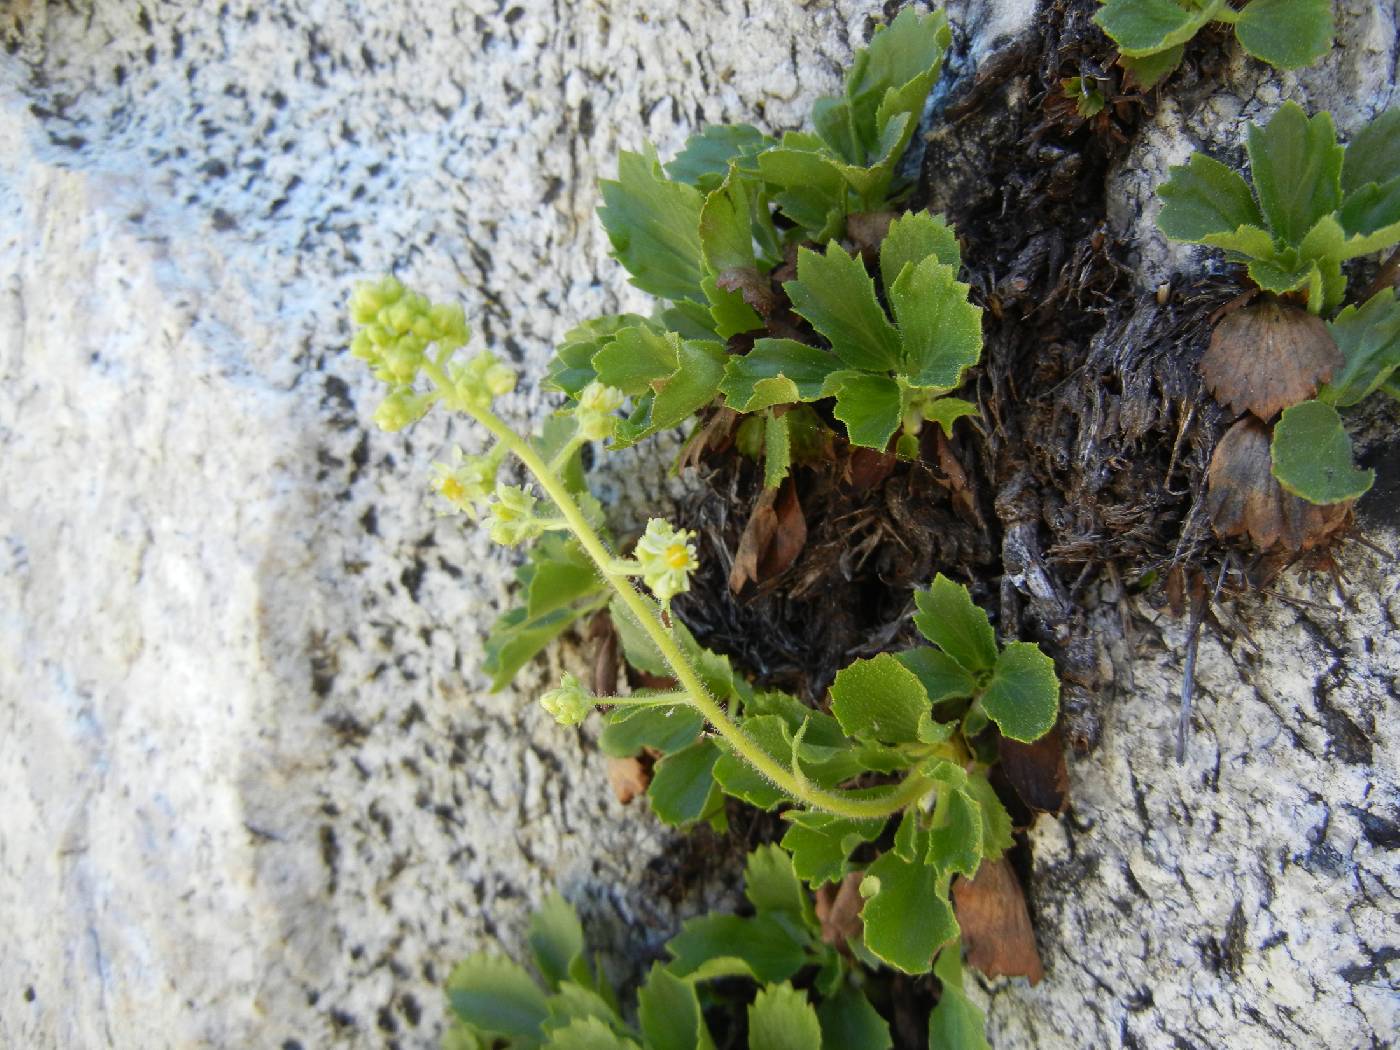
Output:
[{"xmin": 1, "ymin": 1, "xmax": 1396, "ymax": 1048}]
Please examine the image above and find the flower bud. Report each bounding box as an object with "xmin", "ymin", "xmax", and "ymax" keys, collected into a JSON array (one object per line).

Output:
[
  {"xmin": 633, "ymin": 518, "xmax": 698, "ymax": 603},
  {"xmin": 539, "ymin": 672, "xmax": 593, "ymax": 727},
  {"xmin": 372, "ymin": 388, "xmax": 431, "ymax": 432},
  {"xmin": 454, "ymin": 352, "xmax": 519, "ymax": 410},
  {"xmin": 575, "ymin": 381, "xmax": 626, "ymax": 441},
  {"xmin": 487, "ymin": 483, "xmax": 543, "ymax": 546}
]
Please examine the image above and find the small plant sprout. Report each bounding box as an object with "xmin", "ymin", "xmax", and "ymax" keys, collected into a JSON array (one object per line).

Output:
[{"xmin": 1094, "ymin": 0, "xmax": 1334, "ymax": 90}]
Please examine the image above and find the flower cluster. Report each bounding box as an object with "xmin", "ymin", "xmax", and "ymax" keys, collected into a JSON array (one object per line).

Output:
[{"xmin": 539, "ymin": 672, "xmax": 593, "ymax": 726}]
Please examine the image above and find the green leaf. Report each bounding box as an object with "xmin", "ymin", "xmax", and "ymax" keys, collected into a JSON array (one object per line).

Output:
[
  {"xmin": 1246, "ymin": 101, "xmax": 1343, "ymax": 246},
  {"xmin": 665, "ymin": 913, "xmax": 809, "ymax": 983},
  {"xmin": 785, "ymin": 243, "xmax": 901, "ymax": 372},
  {"xmin": 544, "ymin": 983, "xmax": 627, "ymax": 1037},
  {"xmin": 927, "ymin": 788, "xmax": 984, "ymax": 880},
  {"xmin": 1270, "ymin": 399, "xmax": 1374, "ymax": 504},
  {"xmin": 599, "ymin": 703, "xmax": 704, "ymax": 758},
  {"xmin": 666, "ymin": 124, "xmax": 776, "ymax": 191},
  {"xmin": 764, "ymin": 409, "xmax": 792, "ymax": 489},
  {"xmin": 846, "ymin": 7, "xmax": 950, "ymax": 161},
  {"xmin": 713, "ymin": 715, "xmax": 794, "ymax": 809},
  {"xmin": 591, "ymin": 325, "xmax": 679, "ymax": 397},
  {"xmin": 1117, "ymin": 43, "xmax": 1185, "ymax": 90},
  {"xmin": 1093, "ymin": 0, "xmax": 1215, "ymax": 57},
  {"xmin": 818, "ymin": 981, "xmax": 892, "ymax": 1050},
  {"xmin": 830, "ymin": 372, "xmax": 904, "ymax": 450},
  {"xmin": 545, "ymin": 1016, "xmax": 640, "ymax": 1050},
  {"xmin": 1338, "ymin": 176, "xmax": 1400, "ymax": 253},
  {"xmin": 1320, "ymin": 288, "xmax": 1400, "ymax": 407},
  {"xmin": 893, "ymin": 647, "xmax": 979, "ymax": 703},
  {"xmin": 702, "ymin": 274, "xmax": 764, "ymax": 339},
  {"xmin": 745, "ymin": 843, "xmax": 818, "ymax": 929},
  {"xmin": 599, "ymin": 148, "xmax": 706, "ymax": 302},
  {"xmin": 1200, "ymin": 223, "xmax": 1277, "ymax": 258},
  {"xmin": 1246, "ymin": 255, "xmax": 1315, "ymax": 296},
  {"xmin": 548, "ymin": 314, "xmax": 653, "ymax": 395},
  {"xmin": 720, "ymin": 339, "xmax": 838, "ymax": 413},
  {"xmin": 758, "ymin": 144, "xmax": 848, "ymax": 241},
  {"xmin": 962, "ymin": 773, "xmax": 1014, "ymax": 859},
  {"xmin": 648, "ymin": 740, "xmax": 723, "ymax": 827},
  {"xmin": 446, "ymin": 955, "xmax": 549, "ymax": 1039},
  {"xmin": 748, "ymin": 983, "xmax": 823, "ymax": 1050},
  {"xmin": 1235, "ymin": 0, "xmax": 1333, "ymax": 70},
  {"xmin": 1342, "ymin": 108, "xmax": 1400, "ymax": 195},
  {"xmin": 979, "ymin": 641, "xmax": 1059, "ymax": 743},
  {"xmin": 527, "ymin": 548, "xmax": 603, "ymax": 620},
  {"xmin": 442, "ymin": 1020, "xmax": 485, "ymax": 1050},
  {"xmin": 913, "ymin": 575, "xmax": 998, "ymax": 674},
  {"xmin": 1156, "ymin": 153, "xmax": 1265, "ymax": 243},
  {"xmin": 661, "ymin": 299, "xmax": 722, "ymax": 341},
  {"xmin": 780, "ymin": 811, "xmax": 886, "ymax": 886},
  {"xmin": 921, "ymin": 397, "xmax": 979, "ymax": 437},
  {"xmin": 880, "ymin": 211, "xmax": 962, "ymax": 290},
  {"xmin": 830, "ymin": 653, "xmax": 932, "ymax": 745},
  {"xmin": 860, "ymin": 853, "xmax": 957, "ymax": 974},
  {"xmin": 484, "ymin": 605, "xmax": 587, "ymax": 692},
  {"xmin": 637, "ymin": 965, "xmax": 714, "ymax": 1050},
  {"xmin": 529, "ymin": 894, "xmax": 587, "ymax": 991},
  {"xmin": 614, "ymin": 340, "xmax": 728, "ymax": 447},
  {"xmin": 700, "ymin": 168, "xmax": 757, "ymax": 275},
  {"xmin": 928, "ymin": 947, "xmax": 991, "ymax": 1050},
  {"xmin": 889, "ymin": 257, "xmax": 983, "ymax": 390}
]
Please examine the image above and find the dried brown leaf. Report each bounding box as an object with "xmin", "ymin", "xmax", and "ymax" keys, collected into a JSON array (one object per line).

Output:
[
  {"xmin": 953, "ymin": 858, "xmax": 1044, "ymax": 985},
  {"xmin": 606, "ymin": 756, "xmax": 650, "ymax": 805},
  {"xmin": 998, "ymin": 728, "xmax": 1069, "ymax": 815},
  {"xmin": 716, "ymin": 266, "xmax": 778, "ymax": 319},
  {"xmin": 1200, "ymin": 301, "xmax": 1341, "ymax": 420},
  {"xmin": 814, "ymin": 871, "xmax": 865, "ymax": 948},
  {"xmin": 846, "ymin": 210, "xmax": 896, "ymax": 265},
  {"xmin": 1207, "ymin": 416, "xmax": 1351, "ymax": 551},
  {"xmin": 728, "ymin": 479, "xmax": 808, "ymax": 593}
]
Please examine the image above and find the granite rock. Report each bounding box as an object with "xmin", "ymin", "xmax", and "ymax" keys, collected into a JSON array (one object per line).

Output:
[{"xmin": 1, "ymin": 2, "xmax": 1396, "ymax": 1049}]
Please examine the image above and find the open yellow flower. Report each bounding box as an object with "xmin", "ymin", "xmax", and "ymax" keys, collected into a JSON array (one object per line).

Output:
[{"xmin": 634, "ymin": 518, "xmax": 698, "ymax": 603}]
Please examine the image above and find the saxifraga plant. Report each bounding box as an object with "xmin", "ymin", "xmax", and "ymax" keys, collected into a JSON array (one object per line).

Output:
[
  {"xmin": 1156, "ymin": 102, "xmax": 1399, "ymax": 535},
  {"xmin": 1094, "ymin": 0, "xmax": 1334, "ymax": 90},
  {"xmin": 347, "ymin": 7, "xmax": 1063, "ymax": 1046},
  {"xmin": 346, "ymin": 273, "xmax": 1058, "ymax": 1046},
  {"xmin": 441, "ymin": 845, "xmax": 990, "ymax": 1050}
]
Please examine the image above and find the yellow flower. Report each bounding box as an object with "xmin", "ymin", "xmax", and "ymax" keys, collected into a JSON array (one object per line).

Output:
[{"xmin": 634, "ymin": 518, "xmax": 698, "ymax": 603}]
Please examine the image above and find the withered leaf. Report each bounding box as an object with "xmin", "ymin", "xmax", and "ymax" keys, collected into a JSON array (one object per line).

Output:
[
  {"xmin": 998, "ymin": 728, "xmax": 1069, "ymax": 815},
  {"xmin": 1200, "ymin": 301, "xmax": 1342, "ymax": 420},
  {"xmin": 1207, "ymin": 416, "xmax": 1351, "ymax": 551},
  {"xmin": 952, "ymin": 858, "xmax": 1044, "ymax": 985},
  {"xmin": 678, "ymin": 407, "xmax": 739, "ymax": 473},
  {"xmin": 845, "ymin": 447, "xmax": 897, "ymax": 493},
  {"xmin": 814, "ymin": 871, "xmax": 865, "ymax": 949},
  {"xmin": 846, "ymin": 210, "xmax": 897, "ymax": 265},
  {"xmin": 589, "ymin": 612, "xmax": 619, "ymax": 698},
  {"xmin": 716, "ymin": 267, "xmax": 778, "ymax": 319},
  {"xmin": 606, "ymin": 756, "xmax": 650, "ymax": 805},
  {"xmin": 728, "ymin": 478, "xmax": 808, "ymax": 593}
]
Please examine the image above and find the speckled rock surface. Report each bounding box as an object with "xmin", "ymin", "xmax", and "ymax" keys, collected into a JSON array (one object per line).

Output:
[{"xmin": 1, "ymin": 2, "xmax": 1397, "ymax": 1049}]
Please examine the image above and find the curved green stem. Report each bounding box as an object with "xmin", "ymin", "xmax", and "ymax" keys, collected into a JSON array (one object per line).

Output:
[{"xmin": 431, "ymin": 371, "xmax": 933, "ymax": 819}]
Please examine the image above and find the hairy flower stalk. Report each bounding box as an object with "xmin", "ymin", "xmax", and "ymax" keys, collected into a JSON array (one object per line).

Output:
[{"xmin": 349, "ymin": 279, "xmax": 935, "ymax": 820}]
